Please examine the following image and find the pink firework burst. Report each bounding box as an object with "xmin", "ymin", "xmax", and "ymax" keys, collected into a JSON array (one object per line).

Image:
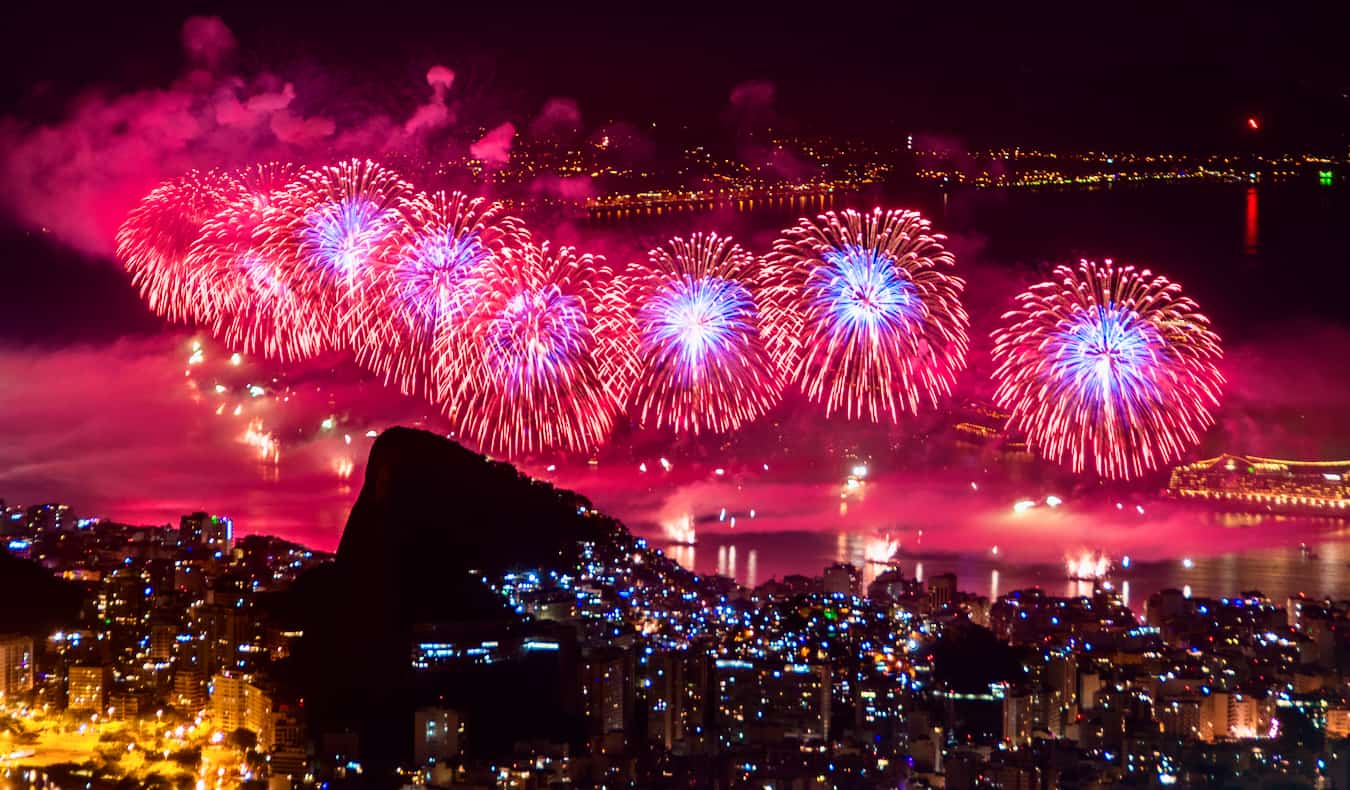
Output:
[
  {"xmin": 116, "ymin": 169, "xmax": 244, "ymax": 324},
  {"xmin": 762, "ymin": 208, "xmax": 969, "ymax": 422},
  {"xmin": 439, "ymin": 241, "xmax": 626, "ymax": 457},
  {"xmin": 990, "ymin": 259, "xmax": 1225, "ymax": 479},
  {"xmin": 624, "ymin": 232, "xmax": 784, "ymax": 434},
  {"xmin": 350, "ymin": 190, "xmax": 529, "ymax": 399}
]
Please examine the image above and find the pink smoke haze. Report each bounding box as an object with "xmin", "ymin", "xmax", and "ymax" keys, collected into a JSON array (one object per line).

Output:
[
  {"xmin": 180, "ymin": 16, "xmax": 238, "ymax": 70},
  {"xmin": 0, "ymin": 18, "xmax": 481, "ymax": 258},
  {"xmin": 529, "ymin": 97, "xmax": 582, "ymax": 138},
  {"xmin": 0, "ymin": 334, "xmax": 443, "ymax": 547},
  {"xmin": 470, "ymin": 122, "xmax": 515, "ymax": 165},
  {"xmin": 728, "ymin": 80, "xmax": 774, "ymax": 111},
  {"xmin": 402, "ymin": 65, "xmax": 458, "ymax": 135}
]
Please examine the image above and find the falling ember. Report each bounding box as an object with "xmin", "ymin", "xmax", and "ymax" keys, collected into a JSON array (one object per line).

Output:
[
  {"xmin": 241, "ymin": 419, "xmax": 279, "ymax": 463},
  {"xmin": 865, "ymin": 535, "xmax": 900, "ymax": 565},
  {"xmin": 663, "ymin": 516, "xmax": 696, "ymax": 545},
  {"xmin": 332, "ymin": 456, "xmax": 355, "ymax": 480},
  {"xmin": 1065, "ymin": 551, "xmax": 1111, "ymax": 580}
]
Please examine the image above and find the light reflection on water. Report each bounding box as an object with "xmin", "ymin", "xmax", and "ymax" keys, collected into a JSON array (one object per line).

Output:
[{"xmin": 657, "ymin": 526, "xmax": 1350, "ymax": 605}]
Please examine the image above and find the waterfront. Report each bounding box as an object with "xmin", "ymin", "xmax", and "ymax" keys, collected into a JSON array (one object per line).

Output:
[{"xmin": 655, "ymin": 520, "xmax": 1350, "ymax": 606}]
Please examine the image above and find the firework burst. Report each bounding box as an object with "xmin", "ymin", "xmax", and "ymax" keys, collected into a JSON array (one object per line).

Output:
[
  {"xmin": 990, "ymin": 259, "xmax": 1225, "ymax": 479},
  {"xmin": 350, "ymin": 191, "xmax": 527, "ymax": 398},
  {"xmin": 763, "ymin": 208, "xmax": 969, "ymax": 421},
  {"xmin": 264, "ymin": 159, "xmax": 418, "ymax": 350},
  {"xmin": 184, "ymin": 163, "xmax": 327, "ymax": 360},
  {"xmin": 439, "ymin": 241, "xmax": 625, "ymax": 457},
  {"xmin": 625, "ymin": 233, "xmax": 783, "ymax": 434},
  {"xmin": 116, "ymin": 169, "xmax": 244, "ymax": 324}
]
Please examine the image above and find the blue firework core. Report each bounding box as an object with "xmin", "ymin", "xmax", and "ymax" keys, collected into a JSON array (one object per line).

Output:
[
  {"xmin": 416, "ymin": 231, "xmax": 486, "ymax": 274},
  {"xmin": 1055, "ymin": 304, "xmax": 1160, "ymax": 399},
  {"xmin": 645, "ymin": 276, "xmax": 752, "ymax": 369},
  {"xmin": 403, "ymin": 231, "xmax": 487, "ymax": 315},
  {"xmin": 489, "ymin": 287, "xmax": 586, "ymax": 385},
  {"xmin": 819, "ymin": 245, "xmax": 919, "ymax": 333},
  {"xmin": 304, "ymin": 197, "xmax": 385, "ymax": 274}
]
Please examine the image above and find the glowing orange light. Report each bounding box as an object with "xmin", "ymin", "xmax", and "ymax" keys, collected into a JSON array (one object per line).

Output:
[{"xmin": 1246, "ymin": 117, "xmax": 1260, "ymax": 130}]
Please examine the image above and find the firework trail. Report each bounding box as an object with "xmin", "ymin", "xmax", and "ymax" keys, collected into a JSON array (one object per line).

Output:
[
  {"xmin": 349, "ymin": 191, "xmax": 528, "ymax": 398},
  {"xmin": 116, "ymin": 170, "xmax": 244, "ymax": 324},
  {"xmin": 439, "ymin": 241, "xmax": 625, "ymax": 457},
  {"xmin": 185, "ymin": 163, "xmax": 327, "ymax": 360},
  {"xmin": 990, "ymin": 259, "xmax": 1225, "ymax": 479},
  {"xmin": 624, "ymin": 233, "xmax": 783, "ymax": 434},
  {"xmin": 762, "ymin": 208, "xmax": 969, "ymax": 422},
  {"xmin": 264, "ymin": 159, "xmax": 419, "ymax": 351}
]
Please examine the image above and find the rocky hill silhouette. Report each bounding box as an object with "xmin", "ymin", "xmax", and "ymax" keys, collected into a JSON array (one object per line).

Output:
[{"xmin": 278, "ymin": 427, "xmax": 628, "ymax": 770}]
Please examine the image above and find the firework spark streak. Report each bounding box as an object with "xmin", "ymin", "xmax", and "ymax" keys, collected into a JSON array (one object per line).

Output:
[
  {"xmin": 990, "ymin": 259, "xmax": 1225, "ymax": 479},
  {"xmin": 117, "ymin": 170, "xmax": 245, "ymax": 324},
  {"xmin": 186, "ymin": 163, "xmax": 322, "ymax": 360},
  {"xmin": 439, "ymin": 241, "xmax": 626, "ymax": 456},
  {"xmin": 763, "ymin": 208, "xmax": 969, "ymax": 422},
  {"xmin": 350, "ymin": 191, "xmax": 527, "ymax": 398},
  {"xmin": 625, "ymin": 233, "xmax": 783, "ymax": 434}
]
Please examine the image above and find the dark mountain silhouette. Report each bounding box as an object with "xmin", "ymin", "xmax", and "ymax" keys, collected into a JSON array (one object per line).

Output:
[
  {"xmin": 0, "ymin": 551, "xmax": 84, "ymax": 637},
  {"xmin": 275, "ymin": 427, "xmax": 627, "ymax": 771}
]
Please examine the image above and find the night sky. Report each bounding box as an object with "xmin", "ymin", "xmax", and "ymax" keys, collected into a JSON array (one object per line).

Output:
[
  {"xmin": 1, "ymin": 2, "xmax": 1348, "ymax": 549},
  {"xmin": 4, "ymin": 2, "xmax": 1348, "ymax": 149}
]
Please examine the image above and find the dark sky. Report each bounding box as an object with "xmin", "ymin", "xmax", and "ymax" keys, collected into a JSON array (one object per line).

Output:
[{"xmin": 3, "ymin": 1, "xmax": 1347, "ymax": 149}]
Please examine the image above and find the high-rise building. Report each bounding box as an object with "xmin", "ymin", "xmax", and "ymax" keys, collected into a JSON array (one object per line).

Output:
[
  {"xmin": 1159, "ymin": 697, "xmax": 1202, "ymax": 739},
  {"xmin": 26, "ymin": 503, "xmax": 72, "ymax": 533},
  {"xmin": 271, "ymin": 704, "xmax": 309, "ymax": 778},
  {"xmin": 822, "ymin": 563, "xmax": 861, "ymax": 596},
  {"xmin": 1003, "ymin": 692, "xmax": 1035, "ymax": 746},
  {"xmin": 210, "ymin": 673, "xmax": 274, "ymax": 750},
  {"xmin": 642, "ymin": 651, "xmax": 684, "ymax": 750},
  {"xmin": 180, "ymin": 512, "xmax": 233, "ymax": 549},
  {"xmin": 180, "ymin": 512, "xmax": 207, "ymax": 546},
  {"xmin": 196, "ymin": 601, "xmax": 255, "ymax": 674},
  {"xmin": 714, "ymin": 658, "xmax": 757, "ymax": 745},
  {"xmin": 581, "ymin": 648, "xmax": 632, "ymax": 737},
  {"xmin": 67, "ymin": 664, "xmax": 110, "ymax": 711},
  {"xmin": 1327, "ymin": 708, "xmax": 1350, "ymax": 739},
  {"xmin": 0, "ymin": 634, "xmax": 34, "ymax": 699},
  {"xmin": 413, "ymin": 707, "xmax": 463, "ymax": 765},
  {"xmin": 928, "ymin": 573, "xmax": 958, "ymax": 608},
  {"xmin": 714, "ymin": 659, "xmax": 831, "ymax": 745},
  {"xmin": 758, "ymin": 662, "xmax": 830, "ymax": 742},
  {"xmin": 1198, "ymin": 692, "xmax": 1275, "ymax": 742},
  {"xmin": 149, "ymin": 621, "xmax": 177, "ymax": 662},
  {"xmin": 172, "ymin": 666, "xmax": 208, "ymax": 713},
  {"xmin": 204, "ymin": 515, "xmax": 233, "ymax": 550}
]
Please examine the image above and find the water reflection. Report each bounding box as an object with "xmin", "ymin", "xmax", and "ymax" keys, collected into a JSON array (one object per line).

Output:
[
  {"xmin": 661, "ymin": 527, "xmax": 1350, "ymax": 605},
  {"xmin": 1244, "ymin": 186, "xmax": 1259, "ymax": 255}
]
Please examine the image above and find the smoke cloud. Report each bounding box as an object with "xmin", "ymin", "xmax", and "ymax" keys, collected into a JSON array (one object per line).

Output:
[
  {"xmin": 528, "ymin": 97, "xmax": 582, "ymax": 139},
  {"xmin": 180, "ymin": 16, "xmax": 238, "ymax": 71},
  {"xmin": 402, "ymin": 65, "xmax": 458, "ymax": 135},
  {"xmin": 0, "ymin": 18, "xmax": 485, "ymax": 259},
  {"xmin": 470, "ymin": 122, "xmax": 515, "ymax": 165}
]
